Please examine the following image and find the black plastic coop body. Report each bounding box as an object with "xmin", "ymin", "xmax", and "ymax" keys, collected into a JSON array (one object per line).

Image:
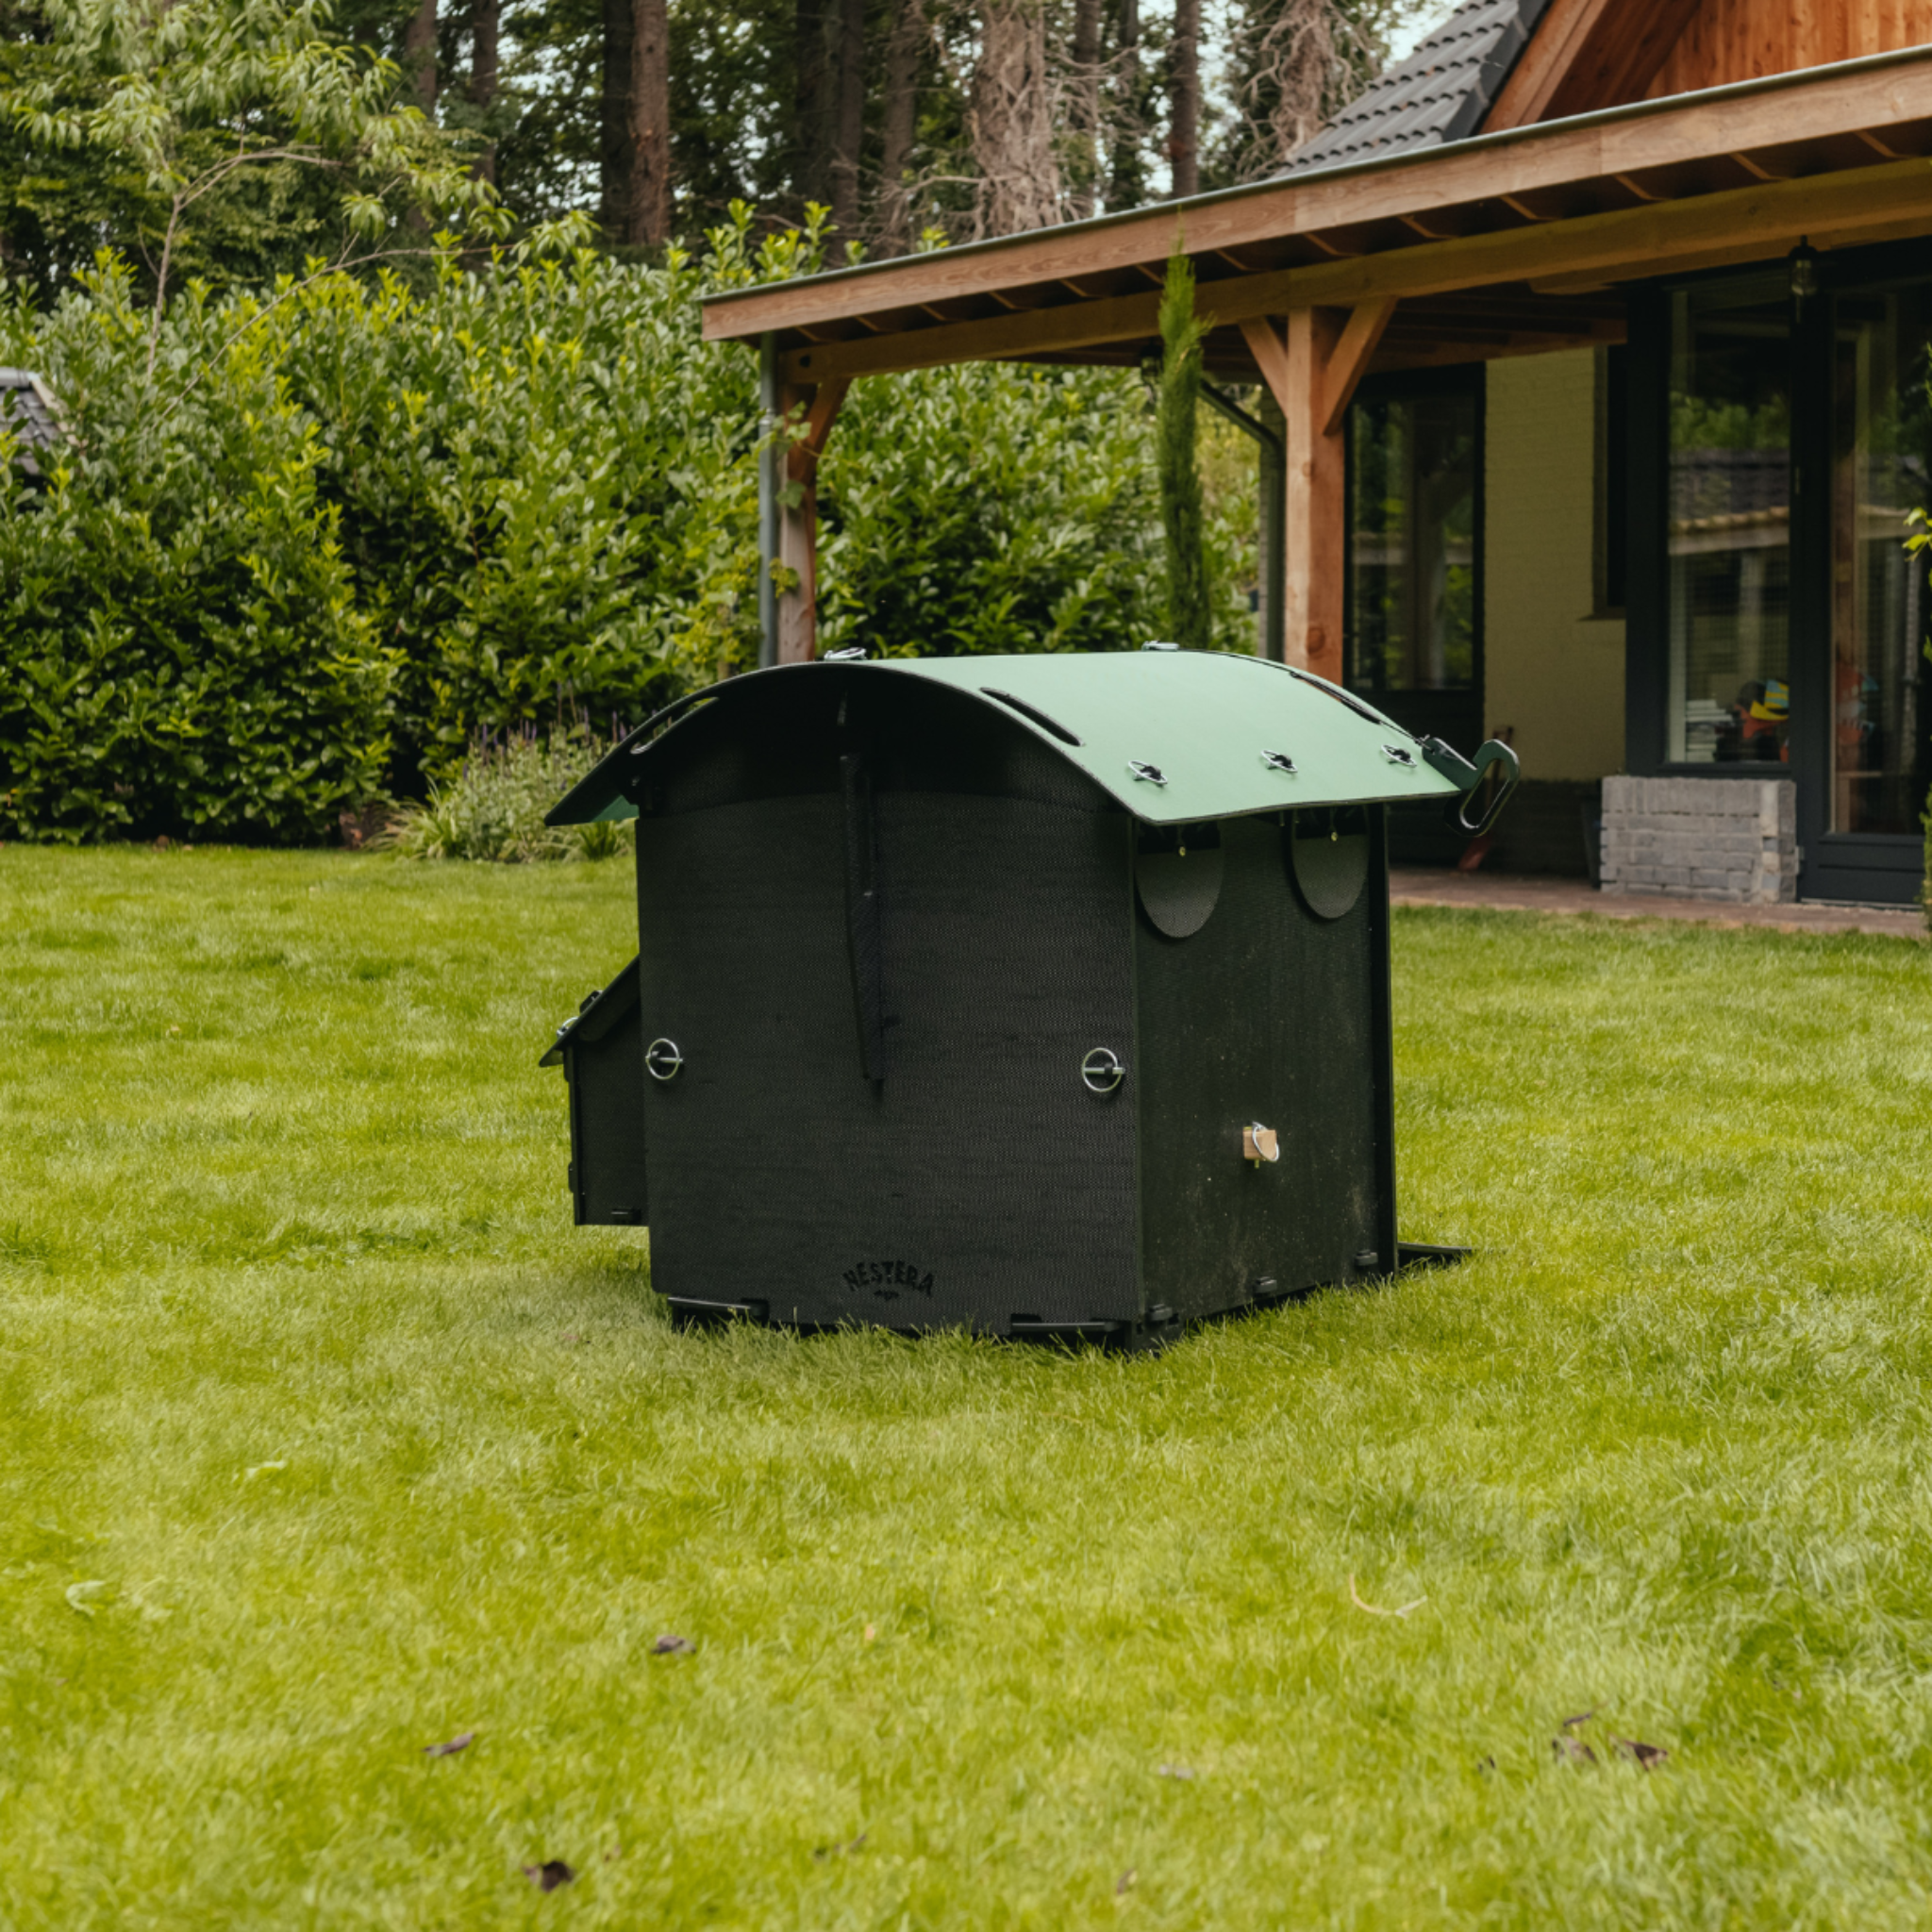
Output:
[{"xmin": 540, "ymin": 646, "xmax": 1518, "ymax": 1343}]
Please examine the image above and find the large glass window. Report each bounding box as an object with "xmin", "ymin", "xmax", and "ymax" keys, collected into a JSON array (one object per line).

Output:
[
  {"xmin": 1347, "ymin": 386, "xmax": 1478, "ymax": 696},
  {"xmin": 1830, "ymin": 286, "xmax": 1932, "ymax": 835},
  {"xmin": 1667, "ymin": 281, "xmax": 1792, "ymax": 764}
]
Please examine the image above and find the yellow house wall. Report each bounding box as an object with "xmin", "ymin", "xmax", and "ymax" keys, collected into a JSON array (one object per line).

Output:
[{"xmin": 1483, "ymin": 349, "xmax": 1625, "ymax": 780}]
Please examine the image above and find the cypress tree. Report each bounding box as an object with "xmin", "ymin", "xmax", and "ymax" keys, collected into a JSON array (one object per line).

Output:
[{"xmin": 1157, "ymin": 243, "xmax": 1212, "ymax": 649}]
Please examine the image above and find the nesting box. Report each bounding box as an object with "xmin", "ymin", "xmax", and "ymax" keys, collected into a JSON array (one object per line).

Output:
[{"xmin": 541, "ymin": 649, "xmax": 1516, "ymax": 1344}]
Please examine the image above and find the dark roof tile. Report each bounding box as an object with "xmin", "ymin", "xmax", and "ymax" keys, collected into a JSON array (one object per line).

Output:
[
  {"xmin": 0, "ymin": 368, "xmax": 60, "ymax": 476},
  {"xmin": 1275, "ymin": 0, "xmax": 1552, "ymax": 177}
]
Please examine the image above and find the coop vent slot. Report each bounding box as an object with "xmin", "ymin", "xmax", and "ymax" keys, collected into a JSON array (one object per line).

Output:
[
  {"xmin": 981, "ymin": 688, "xmax": 1084, "ymax": 746},
  {"xmin": 1286, "ymin": 666, "xmax": 1407, "ymax": 733}
]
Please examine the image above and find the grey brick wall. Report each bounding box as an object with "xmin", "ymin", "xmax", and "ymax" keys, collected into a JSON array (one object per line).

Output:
[{"xmin": 1599, "ymin": 775, "xmax": 1797, "ymax": 905}]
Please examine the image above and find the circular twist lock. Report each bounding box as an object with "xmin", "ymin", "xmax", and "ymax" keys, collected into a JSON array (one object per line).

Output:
[
  {"xmin": 1080, "ymin": 1047, "xmax": 1125, "ymax": 1094},
  {"xmin": 644, "ymin": 1038, "xmax": 684, "ymax": 1082}
]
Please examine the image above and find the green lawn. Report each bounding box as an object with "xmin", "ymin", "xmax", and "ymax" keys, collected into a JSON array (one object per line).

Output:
[{"xmin": 4, "ymin": 847, "xmax": 1931, "ymax": 1929}]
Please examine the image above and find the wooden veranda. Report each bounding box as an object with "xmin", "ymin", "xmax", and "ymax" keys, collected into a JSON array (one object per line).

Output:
[{"xmin": 702, "ymin": 42, "xmax": 1932, "ymax": 684}]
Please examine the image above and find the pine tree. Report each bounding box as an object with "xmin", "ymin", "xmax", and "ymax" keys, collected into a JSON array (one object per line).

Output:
[{"xmin": 1157, "ymin": 242, "xmax": 1211, "ymax": 648}]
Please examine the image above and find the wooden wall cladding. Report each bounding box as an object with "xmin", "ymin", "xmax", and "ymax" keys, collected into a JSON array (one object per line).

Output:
[{"xmin": 1647, "ymin": 0, "xmax": 1932, "ymax": 97}]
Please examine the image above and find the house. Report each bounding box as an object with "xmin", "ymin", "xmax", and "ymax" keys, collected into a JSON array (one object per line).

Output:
[
  {"xmin": 700, "ymin": 0, "xmax": 1932, "ymax": 908},
  {"xmin": 0, "ymin": 369, "xmax": 60, "ymax": 480}
]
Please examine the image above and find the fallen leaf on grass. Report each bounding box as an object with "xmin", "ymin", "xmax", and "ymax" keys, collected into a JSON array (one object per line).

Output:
[
  {"xmin": 652, "ymin": 1634, "xmax": 694, "ymax": 1656},
  {"xmin": 1612, "ymin": 1737, "xmax": 1670, "ymax": 1770},
  {"xmin": 1552, "ymin": 1736, "xmax": 1597, "ymax": 1766},
  {"xmin": 1157, "ymin": 1765, "xmax": 1196, "ymax": 1781},
  {"xmin": 244, "ymin": 1461, "xmax": 288, "ymax": 1480},
  {"xmin": 812, "ymin": 1832, "xmax": 867, "ymax": 1860},
  {"xmin": 1349, "ymin": 1574, "xmax": 1426, "ymax": 1618},
  {"xmin": 862, "ymin": 1624, "xmax": 876, "ymax": 1643},
  {"xmin": 64, "ymin": 1580, "xmax": 108, "ymax": 1617},
  {"xmin": 1559, "ymin": 1709, "xmax": 1594, "ymax": 1729},
  {"xmin": 1116, "ymin": 1869, "xmax": 1138, "ymax": 1895},
  {"xmin": 424, "ymin": 1732, "xmax": 474, "ymax": 1757},
  {"xmin": 523, "ymin": 1860, "xmax": 575, "ymax": 1891}
]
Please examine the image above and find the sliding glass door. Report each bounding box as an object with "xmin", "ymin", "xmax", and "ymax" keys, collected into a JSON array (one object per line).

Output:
[
  {"xmin": 1631, "ymin": 244, "xmax": 1932, "ymax": 904},
  {"xmin": 1828, "ymin": 286, "xmax": 1932, "ymax": 841}
]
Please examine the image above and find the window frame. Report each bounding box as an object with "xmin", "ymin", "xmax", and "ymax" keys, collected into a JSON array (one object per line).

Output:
[{"xmin": 1341, "ymin": 362, "xmax": 1487, "ymax": 752}]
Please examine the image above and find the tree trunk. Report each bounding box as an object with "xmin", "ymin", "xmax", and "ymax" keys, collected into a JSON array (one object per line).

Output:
[
  {"xmin": 828, "ymin": 0, "xmax": 866, "ymax": 236},
  {"xmin": 405, "ymin": 0, "xmax": 438, "ymax": 111},
  {"xmin": 1229, "ymin": 0, "xmax": 1347, "ymax": 180},
  {"xmin": 969, "ymin": 0, "xmax": 1059, "ymax": 238},
  {"xmin": 794, "ymin": 0, "xmax": 834, "ymax": 210},
  {"xmin": 1168, "ymin": 0, "xmax": 1200, "ymax": 197},
  {"xmin": 1067, "ymin": 0, "xmax": 1104, "ymax": 219},
  {"xmin": 601, "ymin": 0, "xmax": 635, "ymax": 239},
  {"xmin": 469, "ymin": 0, "xmax": 499, "ymax": 187},
  {"xmin": 628, "ymin": 0, "xmax": 673, "ymax": 243},
  {"xmin": 403, "ymin": 0, "xmax": 438, "ymax": 228},
  {"xmin": 876, "ymin": 0, "xmax": 925, "ymax": 252},
  {"xmin": 1108, "ymin": 0, "xmax": 1145, "ymax": 208}
]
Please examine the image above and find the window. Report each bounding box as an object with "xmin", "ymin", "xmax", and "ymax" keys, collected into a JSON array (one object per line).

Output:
[
  {"xmin": 1347, "ymin": 379, "xmax": 1479, "ymax": 697},
  {"xmin": 1666, "ymin": 278, "xmax": 1793, "ymax": 764},
  {"xmin": 1829, "ymin": 283, "xmax": 1932, "ymax": 836}
]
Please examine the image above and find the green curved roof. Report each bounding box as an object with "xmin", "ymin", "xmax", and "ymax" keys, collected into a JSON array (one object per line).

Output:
[
  {"xmin": 890, "ymin": 649, "xmax": 1459, "ymax": 823},
  {"xmin": 549, "ymin": 649, "xmax": 1469, "ymax": 828}
]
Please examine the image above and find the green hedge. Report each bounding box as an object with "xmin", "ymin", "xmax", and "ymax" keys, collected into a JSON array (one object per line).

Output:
[{"xmin": 0, "ymin": 216, "xmax": 1257, "ymax": 844}]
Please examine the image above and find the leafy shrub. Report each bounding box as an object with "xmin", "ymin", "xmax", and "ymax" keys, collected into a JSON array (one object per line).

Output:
[
  {"xmin": 379, "ymin": 728, "xmax": 630, "ymax": 862},
  {"xmin": 0, "ymin": 261, "xmax": 392, "ymax": 844},
  {"xmin": 0, "ymin": 210, "xmax": 1258, "ymax": 843}
]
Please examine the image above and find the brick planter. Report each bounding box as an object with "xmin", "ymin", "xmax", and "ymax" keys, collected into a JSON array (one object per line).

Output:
[{"xmin": 1599, "ymin": 775, "xmax": 1797, "ymax": 905}]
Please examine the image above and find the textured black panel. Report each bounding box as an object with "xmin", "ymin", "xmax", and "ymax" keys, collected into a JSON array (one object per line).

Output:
[
  {"xmin": 565, "ymin": 962, "xmax": 648, "ymax": 1225},
  {"xmin": 636, "ymin": 791, "xmax": 1139, "ymax": 1329},
  {"xmin": 1135, "ymin": 811, "xmax": 1387, "ymax": 1319}
]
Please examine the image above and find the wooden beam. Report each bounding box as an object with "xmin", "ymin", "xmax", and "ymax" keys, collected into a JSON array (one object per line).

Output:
[
  {"xmin": 1485, "ymin": 0, "xmax": 1699, "ymax": 130},
  {"xmin": 1282, "ymin": 309, "xmax": 1345, "ymax": 683},
  {"xmin": 1239, "ymin": 315, "xmax": 1291, "ymax": 414},
  {"xmin": 777, "ymin": 159, "xmax": 1932, "ymax": 382},
  {"xmin": 797, "ymin": 376, "xmax": 850, "ymax": 467},
  {"xmin": 708, "ymin": 51, "xmax": 1932, "ymax": 345},
  {"xmin": 1321, "ymin": 298, "xmax": 1397, "ymax": 435},
  {"xmin": 1482, "ymin": 0, "xmax": 1619, "ymax": 129}
]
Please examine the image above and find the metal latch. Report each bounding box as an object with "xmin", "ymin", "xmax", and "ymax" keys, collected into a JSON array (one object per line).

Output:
[{"xmin": 1243, "ymin": 1123, "xmax": 1279, "ymax": 1165}]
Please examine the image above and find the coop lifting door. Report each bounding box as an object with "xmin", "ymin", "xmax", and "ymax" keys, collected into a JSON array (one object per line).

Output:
[{"xmin": 631, "ymin": 781, "xmax": 881, "ymax": 1307}]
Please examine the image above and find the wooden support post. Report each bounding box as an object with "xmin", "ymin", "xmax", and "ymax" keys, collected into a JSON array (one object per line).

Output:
[
  {"xmin": 766, "ymin": 372, "xmax": 852, "ymax": 665},
  {"xmin": 1242, "ymin": 309, "xmax": 1346, "ymax": 681}
]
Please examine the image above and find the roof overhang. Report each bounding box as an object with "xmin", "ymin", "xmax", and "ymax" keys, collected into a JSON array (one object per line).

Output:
[
  {"xmin": 548, "ymin": 652, "xmax": 1468, "ymax": 828},
  {"xmin": 702, "ymin": 45, "xmax": 1932, "ymax": 386}
]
